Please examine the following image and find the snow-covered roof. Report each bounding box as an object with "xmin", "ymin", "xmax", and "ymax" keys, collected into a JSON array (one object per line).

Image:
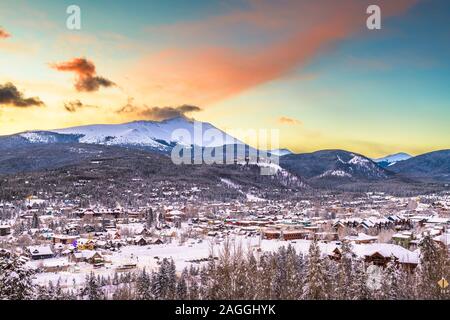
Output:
[
  {"xmin": 352, "ymin": 243, "xmax": 419, "ymax": 264},
  {"xmin": 27, "ymin": 245, "xmax": 53, "ymax": 256},
  {"xmin": 344, "ymin": 233, "xmax": 378, "ymax": 242},
  {"xmin": 433, "ymin": 233, "xmax": 450, "ymax": 245},
  {"xmin": 427, "ymin": 217, "xmax": 450, "ymax": 224}
]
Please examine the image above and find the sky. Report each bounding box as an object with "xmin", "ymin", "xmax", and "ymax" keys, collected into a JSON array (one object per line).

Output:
[{"xmin": 0, "ymin": 0, "xmax": 449, "ymax": 157}]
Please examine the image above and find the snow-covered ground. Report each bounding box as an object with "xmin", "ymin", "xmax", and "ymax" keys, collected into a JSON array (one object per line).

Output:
[{"xmin": 28, "ymin": 235, "xmax": 418, "ymax": 289}]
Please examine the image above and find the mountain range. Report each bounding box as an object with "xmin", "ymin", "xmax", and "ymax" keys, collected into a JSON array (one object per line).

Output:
[{"xmin": 0, "ymin": 117, "xmax": 449, "ymax": 192}]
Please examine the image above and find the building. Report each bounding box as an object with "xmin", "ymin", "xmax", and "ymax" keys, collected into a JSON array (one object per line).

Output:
[
  {"xmin": 69, "ymin": 250, "xmax": 104, "ymax": 264},
  {"xmin": 344, "ymin": 233, "xmax": 378, "ymax": 244},
  {"xmin": 0, "ymin": 225, "xmax": 11, "ymax": 236},
  {"xmin": 52, "ymin": 234, "xmax": 79, "ymax": 245},
  {"xmin": 27, "ymin": 246, "xmax": 54, "ymax": 260}
]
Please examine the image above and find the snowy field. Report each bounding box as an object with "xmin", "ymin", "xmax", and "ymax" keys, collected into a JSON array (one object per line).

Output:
[
  {"xmin": 28, "ymin": 236, "xmax": 398, "ymax": 289},
  {"xmin": 29, "ymin": 235, "xmax": 260, "ymax": 288}
]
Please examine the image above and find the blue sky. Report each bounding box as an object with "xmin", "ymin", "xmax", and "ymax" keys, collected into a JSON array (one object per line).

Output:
[{"xmin": 0, "ymin": 0, "xmax": 449, "ymax": 156}]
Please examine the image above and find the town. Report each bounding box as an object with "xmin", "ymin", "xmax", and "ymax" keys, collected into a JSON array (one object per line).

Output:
[{"xmin": 1, "ymin": 185, "xmax": 449, "ymax": 299}]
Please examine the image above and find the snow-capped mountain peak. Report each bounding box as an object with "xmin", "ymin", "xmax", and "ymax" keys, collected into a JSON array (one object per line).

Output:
[
  {"xmin": 20, "ymin": 117, "xmax": 245, "ymax": 151},
  {"xmin": 373, "ymin": 152, "xmax": 412, "ymax": 167},
  {"xmin": 268, "ymin": 148, "xmax": 293, "ymax": 156}
]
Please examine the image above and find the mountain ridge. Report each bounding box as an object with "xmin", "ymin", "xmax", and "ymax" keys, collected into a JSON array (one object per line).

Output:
[{"xmin": 1, "ymin": 119, "xmax": 449, "ymax": 187}]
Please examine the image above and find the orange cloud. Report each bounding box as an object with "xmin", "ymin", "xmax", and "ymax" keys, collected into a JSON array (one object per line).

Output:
[
  {"xmin": 50, "ymin": 57, "xmax": 115, "ymax": 92},
  {"xmin": 133, "ymin": 0, "xmax": 417, "ymax": 106},
  {"xmin": 278, "ymin": 116, "xmax": 302, "ymax": 125},
  {"xmin": 0, "ymin": 27, "xmax": 10, "ymax": 39}
]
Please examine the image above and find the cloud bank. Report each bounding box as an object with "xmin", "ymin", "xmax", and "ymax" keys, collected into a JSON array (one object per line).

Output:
[
  {"xmin": 117, "ymin": 99, "xmax": 202, "ymax": 121},
  {"xmin": 0, "ymin": 83, "xmax": 44, "ymax": 108}
]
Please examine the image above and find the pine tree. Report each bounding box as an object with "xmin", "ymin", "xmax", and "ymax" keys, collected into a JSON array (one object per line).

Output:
[
  {"xmin": 417, "ymin": 234, "xmax": 448, "ymax": 299},
  {"xmin": 272, "ymin": 246, "xmax": 288, "ymax": 299},
  {"xmin": 336, "ymin": 242, "xmax": 355, "ymax": 300},
  {"xmin": 146, "ymin": 208, "xmax": 154, "ymax": 229},
  {"xmin": 112, "ymin": 271, "xmax": 119, "ymax": 285},
  {"xmin": 0, "ymin": 250, "xmax": 36, "ymax": 300},
  {"xmin": 188, "ymin": 275, "xmax": 199, "ymax": 300},
  {"xmin": 31, "ymin": 212, "xmax": 40, "ymax": 229},
  {"xmin": 352, "ymin": 260, "xmax": 371, "ymax": 300},
  {"xmin": 380, "ymin": 257, "xmax": 402, "ymax": 300},
  {"xmin": 151, "ymin": 271, "xmax": 161, "ymax": 299},
  {"xmin": 198, "ymin": 266, "xmax": 207, "ymax": 299},
  {"xmin": 243, "ymin": 251, "xmax": 258, "ymax": 299},
  {"xmin": 36, "ymin": 285, "xmax": 52, "ymax": 300},
  {"xmin": 303, "ymin": 238, "xmax": 328, "ymax": 300},
  {"xmin": 83, "ymin": 271, "xmax": 104, "ymax": 300},
  {"xmin": 135, "ymin": 268, "xmax": 152, "ymax": 300},
  {"xmin": 257, "ymin": 253, "xmax": 275, "ymax": 299},
  {"xmin": 176, "ymin": 270, "xmax": 188, "ymax": 300},
  {"xmin": 167, "ymin": 259, "xmax": 177, "ymax": 299},
  {"xmin": 54, "ymin": 278, "xmax": 63, "ymax": 299}
]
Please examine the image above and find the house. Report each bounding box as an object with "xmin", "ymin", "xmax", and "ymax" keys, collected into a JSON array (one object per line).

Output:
[
  {"xmin": 137, "ymin": 227, "xmax": 152, "ymax": 237},
  {"xmin": 283, "ymin": 229, "xmax": 308, "ymax": 240},
  {"xmin": 52, "ymin": 234, "xmax": 79, "ymax": 245},
  {"xmin": 344, "ymin": 233, "xmax": 378, "ymax": 244},
  {"xmin": 333, "ymin": 221, "xmax": 347, "ymax": 239},
  {"xmin": 27, "ymin": 245, "xmax": 54, "ymax": 260},
  {"xmin": 165, "ymin": 210, "xmax": 185, "ymax": 222},
  {"xmin": 262, "ymin": 229, "xmax": 280, "ymax": 240},
  {"xmin": 392, "ymin": 231, "xmax": 413, "ymax": 248},
  {"xmin": 353, "ymin": 243, "xmax": 419, "ymax": 270},
  {"xmin": 0, "ymin": 225, "xmax": 11, "ymax": 236},
  {"xmin": 42, "ymin": 259, "xmax": 71, "ymax": 272},
  {"xmin": 151, "ymin": 238, "xmax": 164, "ymax": 245},
  {"xmin": 433, "ymin": 233, "xmax": 450, "ymax": 251},
  {"xmin": 76, "ymin": 238, "xmax": 95, "ymax": 250},
  {"xmin": 69, "ymin": 250, "xmax": 104, "ymax": 264},
  {"xmin": 135, "ymin": 236, "xmax": 149, "ymax": 246}
]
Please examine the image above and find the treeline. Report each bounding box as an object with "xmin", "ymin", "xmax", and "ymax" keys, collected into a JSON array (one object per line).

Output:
[{"xmin": 1, "ymin": 235, "xmax": 449, "ymax": 300}]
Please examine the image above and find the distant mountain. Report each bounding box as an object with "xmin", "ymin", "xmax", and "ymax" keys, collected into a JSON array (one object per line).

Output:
[
  {"xmin": 15, "ymin": 117, "xmax": 244, "ymax": 153},
  {"xmin": 280, "ymin": 149, "xmax": 393, "ymax": 187},
  {"xmin": 1, "ymin": 118, "xmax": 297, "ymax": 164},
  {"xmin": 389, "ymin": 150, "xmax": 450, "ymax": 182},
  {"xmin": 268, "ymin": 148, "xmax": 293, "ymax": 156},
  {"xmin": 1, "ymin": 119, "xmax": 449, "ymax": 191},
  {"xmin": 0, "ymin": 143, "xmax": 306, "ymax": 202},
  {"xmin": 373, "ymin": 152, "xmax": 412, "ymax": 167}
]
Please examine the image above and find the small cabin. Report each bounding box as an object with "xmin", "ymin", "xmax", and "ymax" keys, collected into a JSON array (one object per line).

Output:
[{"xmin": 0, "ymin": 225, "xmax": 11, "ymax": 236}]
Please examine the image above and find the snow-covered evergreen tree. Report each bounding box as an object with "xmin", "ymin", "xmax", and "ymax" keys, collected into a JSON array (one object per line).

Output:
[
  {"xmin": 83, "ymin": 271, "xmax": 105, "ymax": 300},
  {"xmin": 335, "ymin": 242, "xmax": 355, "ymax": 299},
  {"xmin": 272, "ymin": 246, "xmax": 288, "ymax": 299},
  {"xmin": 188, "ymin": 275, "xmax": 199, "ymax": 300},
  {"xmin": 176, "ymin": 269, "xmax": 188, "ymax": 300},
  {"xmin": 31, "ymin": 212, "xmax": 40, "ymax": 229},
  {"xmin": 0, "ymin": 250, "xmax": 36, "ymax": 300},
  {"xmin": 380, "ymin": 257, "xmax": 402, "ymax": 300},
  {"xmin": 167, "ymin": 259, "xmax": 177, "ymax": 299},
  {"xmin": 135, "ymin": 268, "xmax": 152, "ymax": 300},
  {"xmin": 303, "ymin": 238, "xmax": 329, "ymax": 300},
  {"xmin": 352, "ymin": 260, "xmax": 371, "ymax": 300},
  {"xmin": 417, "ymin": 234, "xmax": 448, "ymax": 299}
]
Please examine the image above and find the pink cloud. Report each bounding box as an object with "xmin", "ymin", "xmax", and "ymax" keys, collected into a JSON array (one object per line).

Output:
[{"xmin": 133, "ymin": 0, "xmax": 418, "ymax": 106}]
